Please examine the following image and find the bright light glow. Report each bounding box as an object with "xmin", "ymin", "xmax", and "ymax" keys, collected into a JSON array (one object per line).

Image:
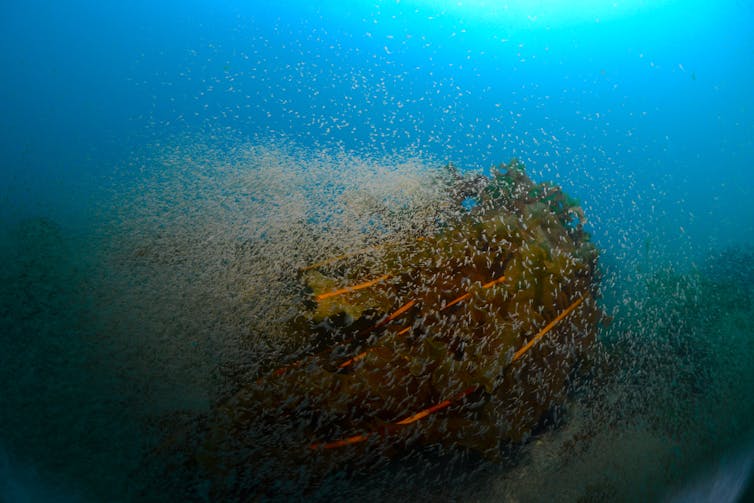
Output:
[{"xmin": 406, "ymin": 0, "xmax": 682, "ymax": 27}]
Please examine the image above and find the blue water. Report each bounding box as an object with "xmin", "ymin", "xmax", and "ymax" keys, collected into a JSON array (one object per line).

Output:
[{"xmin": 1, "ymin": 1, "xmax": 753, "ymax": 501}]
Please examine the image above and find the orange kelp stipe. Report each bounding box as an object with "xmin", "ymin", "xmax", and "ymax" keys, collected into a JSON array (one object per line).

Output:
[
  {"xmin": 310, "ymin": 433, "xmax": 371, "ymax": 450},
  {"xmin": 511, "ymin": 296, "xmax": 584, "ymax": 363},
  {"xmin": 373, "ymin": 299, "xmax": 417, "ymax": 330},
  {"xmin": 314, "ymin": 274, "xmax": 392, "ymax": 301},
  {"xmin": 338, "ymin": 277, "xmax": 506, "ymax": 371},
  {"xmin": 395, "ymin": 386, "xmax": 476, "ymax": 425},
  {"xmin": 310, "ymin": 295, "xmax": 583, "ymax": 450},
  {"xmin": 441, "ymin": 276, "xmax": 507, "ymax": 311},
  {"xmin": 255, "ymin": 358, "xmax": 306, "ymax": 383},
  {"xmin": 309, "ymin": 387, "xmax": 476, "ymax": 450},
  {"xmin": 338, "ymin": 351, "xmax": 368, "ymax": 369},
  {"xmin": 271, "ymin": 300, "xmax": 415, "ymax": 378},
  {"xmin": 337, "ymin": 300, "xmax": 418, "ymax": 369}
]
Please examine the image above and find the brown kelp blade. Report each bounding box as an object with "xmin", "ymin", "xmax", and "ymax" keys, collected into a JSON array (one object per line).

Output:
[{"xmin": 311, "ymin": 295, "xmax": 585, "ymax": 450}]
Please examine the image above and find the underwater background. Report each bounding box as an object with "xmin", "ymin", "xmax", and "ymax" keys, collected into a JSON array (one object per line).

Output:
[{"xmin": 1, "ymin": 0, "xmax": 753, "ymax": 501}]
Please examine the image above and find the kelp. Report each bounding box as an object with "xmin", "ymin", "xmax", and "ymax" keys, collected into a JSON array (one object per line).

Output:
[{"xmin": 176, "ymin": 160, "xmax": 604, "ymax": 498}]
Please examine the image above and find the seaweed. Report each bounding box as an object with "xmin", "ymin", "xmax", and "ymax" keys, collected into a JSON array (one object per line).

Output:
[{"xmin": 162, "ymin": 160, "xmax": 604, "ymax": 499}]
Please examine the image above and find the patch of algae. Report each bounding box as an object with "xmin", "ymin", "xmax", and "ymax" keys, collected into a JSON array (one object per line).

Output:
[{"xmin": 157, "ymin": 160, "xmax": 604, "ymax": 499}]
